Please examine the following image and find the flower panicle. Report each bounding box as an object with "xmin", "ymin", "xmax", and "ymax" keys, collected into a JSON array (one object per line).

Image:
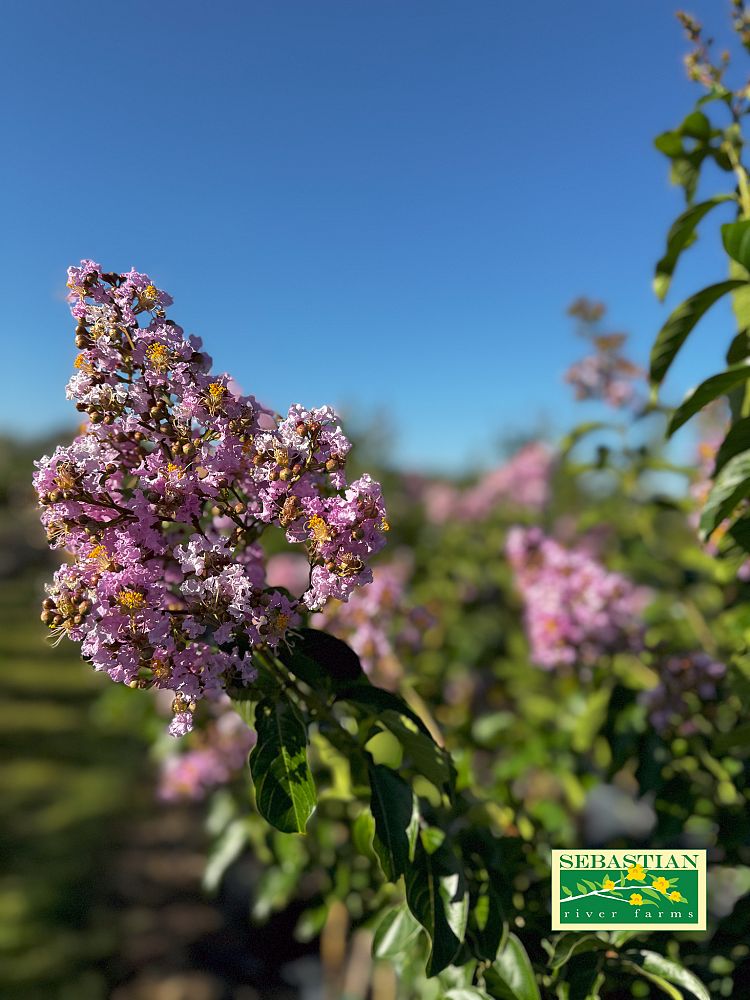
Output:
[{"xmin": 34, "ymin": 262, "xmax": 388, "ymax": 734}]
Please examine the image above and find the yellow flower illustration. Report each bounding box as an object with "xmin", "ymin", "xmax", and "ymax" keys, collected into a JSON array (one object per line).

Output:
[
  {"xmin": 669, "ymin": 891, "xmax": 681, "ymax": 902},
  {"xmin": 626, "ymin": 863, "xmax": 646, "ymax": 881},
  {"xmin": 602, "ymin": 877, "xmax": 616, "ymax": 891},
  {"xmin": 629, "ymin": 893, "xmax": 643, "ymax": 906},
  {"xmin": 652, "ymin": 876, "xmax": 670, "ymax": 893}
]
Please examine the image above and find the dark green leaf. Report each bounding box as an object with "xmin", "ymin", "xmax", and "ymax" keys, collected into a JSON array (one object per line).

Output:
[
  {"xmin": 484, "ymin": 933, "xmax": 541, "ymax": 1000},
  {"xmin": 651, "ymin": 281, "xmax": 747, "ymax": 385},
  {"xmin": 714, "ymin": 418, "xmax": 750, "ymax": 473},
  {"xmin": 565, "ymin": 952, "xmax": 606, "ymax": 1000},
  {"xmin": 699, "ymin": 449, "xmax": 750, "ymax": 539},
  {"xmin": 667, "ymin": 364, "xmax": 750, "ymax": 436},
  {"xmin": 723, "ymin": 220, "xmax": 750, "ymax": 271},
  {"xmin": 405, "ymin": 841, "xmax": 469, "ymax": 976},
  {"xmin": 549, "ymin": 933, "xmax": 608, "ymax": 970},
  {"xmin": 654, "ymin": 196, "xmax": 733, "ymax": 301},
  {"xmin": 368, "ymin": 763, "xmax": 418, "ymax": 881},
  {"xmin": 337, "ymin": 684, "xmax": 433, "ymax": 738},
  {"xmin": 372, "ymin": 904, "xmax": 423, "ymax": 959},
  {"xmin": 726, "ymin": 329, "xmax": 750, "ymax": 364},
  {"xmin": 249, "ymin": 697, "xmax": 316, "ymax": 833},
  {"xmin": 468, "ymin": 881, "xmax": 505, "ymax": 962},
  {"xmin": 623, "ymin": 950, "xmax": 710, "ymax": 1000},
  {"xmin": 277, "ymin": 628, "xmax": 365, "ymax": 689}
]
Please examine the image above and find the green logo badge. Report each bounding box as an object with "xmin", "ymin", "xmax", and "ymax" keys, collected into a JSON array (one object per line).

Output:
[{"xmin": 551, "ymin": 850, "xmax": 706, "ymax": 930}]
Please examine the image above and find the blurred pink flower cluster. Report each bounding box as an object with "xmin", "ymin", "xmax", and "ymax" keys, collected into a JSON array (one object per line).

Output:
[
  {"xmin": 506, "ymin": 526, "xmax": 648, "ymax": 669},
  {"xmin": 314, "ymin": 559, "xmax": 433, "ymax": 688},
  {"xmin": 158, "ymin": 700, "xmax": 257, "ymax": 801},
  {"xmin": 422, "ymin": 443, "xmax": 554, "ymax": 525}
]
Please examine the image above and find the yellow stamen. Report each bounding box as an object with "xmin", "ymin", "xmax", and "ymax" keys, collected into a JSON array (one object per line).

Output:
[
  {"xmin": 150, "ymin": 658, "xmax": 170, "ymax": 680},
  {"xmin": 380, "ymin": 517, "xmax": 390, "ymax": 532},
  {"xmin": 206, "ymin": 382, "xmax": 227, "ymax": 413},
  {"xmin": 117, "ymin": 588, "xmax": 146, "ymax": 612},
  {"xmin": 271, "ymin": 612, "xmax": 290, "ymax": 633},
  {"xmin": 141, "ymin": 284, "xmax": 159, "ymax": 303},
  {"xmin": 146, "ymin": 342, "xmax": 171, "ymax": 372},
  {"xmin": 306, "ymin": 514, "xmax": 332, "ymax": 544}
]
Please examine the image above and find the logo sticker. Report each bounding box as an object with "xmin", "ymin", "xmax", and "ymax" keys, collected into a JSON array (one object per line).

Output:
[{"xmin": 551, "ymin": 850, "xmax": 706, "ymax": 930}]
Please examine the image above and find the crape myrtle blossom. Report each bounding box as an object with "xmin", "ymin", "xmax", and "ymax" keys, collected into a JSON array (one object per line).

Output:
[
  {"xmin": 313, "ymin": 559, "xmax": 434, "ymax": 688},
  {"xmin": 423, "ymin": 443, "xmax": 554, "ymax": 525},
  {"xmin": 564, "ymin": 347, "xmax": 641, "ymax": 409},
  {"xmin": 506, "ymin": 526, "xmax": 647, "ymax": 669},
  {"xmin": 35, "ymin": 262, "xmax": 388, "ymax": 735},
  {"xmin": 158, "ymin": 698, "xmax": 257, "ymax": 801},
  {"xmin": 564, "ymin": 297, "xmax": 643, "ymax": 410}
]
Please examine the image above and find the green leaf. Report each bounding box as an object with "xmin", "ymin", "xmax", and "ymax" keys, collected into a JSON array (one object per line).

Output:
[
  {"xmin": 668, "ymin": 364, "xmax": 750, "ymax": 436},
  {"xmin": 368, "ymin": 762, "xmax": 418, "ymax": 881},
  {"xmin": 650, "ymin": 280, "xmax": 747, "ymax": 385},
  {"xmin": 468, "ymin": 881, "xmax": 505, "ymax": 962},
  {"xmin": 654, "ymin": 131, "xmax": 683, "ymax": 157},
  {"xmin": 372, "ymin": 904, "xmax": 424, "ymax": 959},
  {"xmin": 202, "ymin": 819, "xmax": 247, "ymax": 893},
  {"xmin": 351, "ymin": 807, "xmax": 376, "ymax": 858},
  {"xmin": 484, "ymin": 933, "xmax": 541, "ymax": 1000},
  {"xmin": 249, "ymin": 697, "xmax": 316, "ymax": 833},
  {"xmin": 728, "ymin": 514, "xmax": 750, "ymax": 553},
  {"xmin": 565, "ymin": 955, "xmax": 606, "ymax": 1000},
  {"xmin": 699, "ymin": 449, "xmax": 750, "ymax": 539},
  {"xmin": 377, "ymin": 709, "xmax": 454, "ymax": 792},
  {"xmin": 337, "ymin": 684, "xmax": 433, "ymax": 738},
  {"xmin": 723, "ymin": 220, "xmax": 750, "ymax": 271},
  {"xmin": 405, "ymin": 841, "xmax": 469, "ymax": 976},
  {"xmin": 623, "ymin": 950, "xmax": 710, "ymax": 1000},
  {"xmin": 277, "ymin": 627, "xmax": 365, "ymax": 689},
  {"xmin": 680, "ymin": 110, "xmax": 712, "ymax": 141},
  {"xmin": 445, "ymin": 991, "xmax": 493, "ymax": 1000},
  {"xmin": 549, "ymin": 933, "xmax": 608, "ymax": 970},
  {"xmin": 714, "ymin": 418, "xmax": 750, "ymax": 474},
  {"xmin": 726, "ymin": 328, "xmax": 750, "ymax": 364},
  {"xmin": 654, "ymin": 196, "xmax": 733, "ymax": 301}
]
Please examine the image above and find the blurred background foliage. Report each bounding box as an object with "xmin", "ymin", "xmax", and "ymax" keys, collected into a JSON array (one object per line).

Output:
[{"xmin": 5, "ymin": 293, "xmax": 750, "ymax": 998}]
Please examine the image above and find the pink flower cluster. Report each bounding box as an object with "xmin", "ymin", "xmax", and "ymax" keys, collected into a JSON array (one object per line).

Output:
[
  {"xmin": 506, "ymin": 526, "xmax": 647, "ymax": 669},
  {"xmin": 422, "ymin": 443, "xmax": 554, "ymax": 525},
  {"xmin": 641, "ymin": 653, "xmax": 726, "ymax": 735},
  {"xmin": 313, "ymin": 560, "xmax": 433, "ymax": 687},
  {"xmin": 35, "ymin": 262, "xmax": 388, "ymax": 735},
  {"xmin": 158, "ymin": 700, "xmax": 257, "ymax": 801},
  {"xmin": 564, "ymin": 333, "xmax": 642, "ymax": 410}
]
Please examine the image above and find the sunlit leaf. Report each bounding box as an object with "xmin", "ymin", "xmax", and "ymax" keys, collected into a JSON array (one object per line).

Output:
[
  {"xmin": 249, "ymin": 697, "xmax": 316, "ymax": 833},
  {"xmin": 651, "ymin": 281, "xmax": 747, "ymax": 385}
]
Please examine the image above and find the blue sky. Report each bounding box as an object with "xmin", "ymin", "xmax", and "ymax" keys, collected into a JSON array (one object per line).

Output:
[{"xmin": 0, "ymin": 0, "xmax": 741, "ymax": 470}]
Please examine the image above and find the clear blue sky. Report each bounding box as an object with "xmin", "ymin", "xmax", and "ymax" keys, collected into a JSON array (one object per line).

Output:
[{"xmin": 0, "ymin": 0, "xmax": 740, "ymax": 470}]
